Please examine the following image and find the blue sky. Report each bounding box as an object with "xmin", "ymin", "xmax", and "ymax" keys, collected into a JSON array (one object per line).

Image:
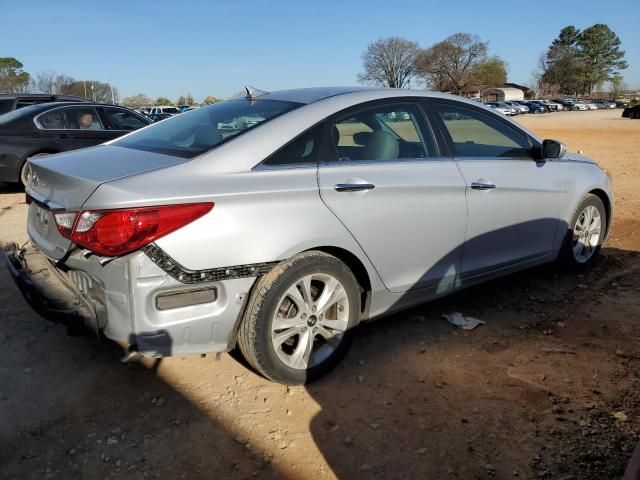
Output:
[{"xmin": 2, "ymin": 0, "xmax": 638, "ymax": 101}]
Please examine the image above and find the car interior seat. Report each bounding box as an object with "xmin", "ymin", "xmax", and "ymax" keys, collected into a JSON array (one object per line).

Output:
[{"xmin": 362, "ymin": 130, "xmax": 399, "ymax": 161}]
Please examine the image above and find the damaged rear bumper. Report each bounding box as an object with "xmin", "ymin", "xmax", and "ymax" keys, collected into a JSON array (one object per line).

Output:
[{"xmin": 3, "ymin": 241, "xmax": 101, "ymax": 335}]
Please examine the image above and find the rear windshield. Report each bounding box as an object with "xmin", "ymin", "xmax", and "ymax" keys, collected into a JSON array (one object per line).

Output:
[{"xmin": 114, "ymin": 98, "xmax": 302, "ymax": 158}]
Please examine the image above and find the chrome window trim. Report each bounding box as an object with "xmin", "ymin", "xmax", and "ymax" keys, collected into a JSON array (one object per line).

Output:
[
  {"xmin": 33, "ymin": 105, "xmax": 105, "ymax": 131},
  {"xmin": 252, "ymin": 162, "xmax": 318, "ymax": 171},
  {"xmin": 318, "ymin": 156, "xmax": 447, "ymax": 167}
]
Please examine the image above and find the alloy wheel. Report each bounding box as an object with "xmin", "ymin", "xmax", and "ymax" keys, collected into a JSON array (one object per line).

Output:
[
  {"xmin": 271, "ymin": 273, "xmax": 349, "ymax": 370},
  {"xmin": 572, "ymin": 205, "xmax": 602, "ymax": 263}
]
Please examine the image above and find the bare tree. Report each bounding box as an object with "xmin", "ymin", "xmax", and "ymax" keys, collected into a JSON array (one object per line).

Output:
[
  {"xmin": 357, "ymin": 37, "xmax": 420, "ymax": 88},
  {"xmin": 417, "ymin": 33, "xmax": 488, "ymax": 94},
  {"xmin": 35, "ymin": 70, "xmax": 57, "ymax": 94},
  {"xmin": 122, "ymin": 93, "xmax": 153, "ymax": 108}
]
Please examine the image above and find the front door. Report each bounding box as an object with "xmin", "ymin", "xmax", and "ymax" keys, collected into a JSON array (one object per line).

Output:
[
  {"xmin": 430, "ymin": 100, "xmax": 563, "ymax": 277},
  {"xmin": 317, "ymin": 100, "xmax": 468, "ymax": 293}
]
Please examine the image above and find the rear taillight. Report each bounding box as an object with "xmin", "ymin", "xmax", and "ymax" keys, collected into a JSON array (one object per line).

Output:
[{"xmin": 53, "ymin": 203, "xmax": 213, "ymax": 257}]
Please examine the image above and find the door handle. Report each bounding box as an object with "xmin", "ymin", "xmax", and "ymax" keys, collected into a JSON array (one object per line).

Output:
[
  {"xmin": 334, "ymin": 183, "xmax": 376, "ymax": 192},
  {"xmin": 470, "ymin": 181, "xmax": 497, "ymax": 191}
]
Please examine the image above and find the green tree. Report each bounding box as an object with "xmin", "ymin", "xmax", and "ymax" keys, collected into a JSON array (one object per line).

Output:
[
  {"xmin": 0, "ymin": 57, "xmax": 30, "ymax": 93},
  {"xmin": 202, "ymin": 96, "xmax": 221, "ymax": 105},
  {"xmin": 358, "ymin": 37, "xmax": 420, "ymax": 88},
  {"xmin": 578, "ymin": 24, "xmax": 627, "ymax": 95},
  {"xmin": 155, "ymin": 97, "xmax": 172, "ymax": 105},
  {"xmin": 540, "ymin": 24, "xmax": 627, "ymax": 95},
  {"xmin": 552, "ymin": 25, "xmax": 581, "ymax": 49},
  {"xmin": 471, "ymin": 56, "xmax": 507, "ymax": 87}
]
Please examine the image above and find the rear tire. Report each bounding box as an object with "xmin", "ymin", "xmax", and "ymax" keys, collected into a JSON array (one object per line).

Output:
[
  {"xmin": 560, "ymin": 194, "xmax": 607, "ymax": 269},
  {"xmin": 237, "ymin": 251, "xmax": 360, "ymax": 384}
]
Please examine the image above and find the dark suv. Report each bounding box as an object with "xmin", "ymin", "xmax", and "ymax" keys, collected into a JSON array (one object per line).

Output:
[{"xmin": 0, "ymin": 93, "xmax": 89, "ymax": 116}]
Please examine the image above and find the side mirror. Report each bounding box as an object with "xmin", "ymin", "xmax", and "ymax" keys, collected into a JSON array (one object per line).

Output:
[{"xmin": 541, "ymin": 139, "xmax": 566, "ymax": 159}]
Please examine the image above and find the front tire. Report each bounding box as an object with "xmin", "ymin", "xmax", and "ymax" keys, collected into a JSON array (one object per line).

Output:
[
  {"xmin": 237, "ymin": 251, "xmax": 360, "ymax": 384},
  {"xmin": 561, "ymin": 194, "xmax": 606, "ymax": 269}
]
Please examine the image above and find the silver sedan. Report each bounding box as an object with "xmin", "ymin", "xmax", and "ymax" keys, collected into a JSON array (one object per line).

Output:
[{"xmin": 5, "ymin": 87, "xmax": 613, "ymax": 384}]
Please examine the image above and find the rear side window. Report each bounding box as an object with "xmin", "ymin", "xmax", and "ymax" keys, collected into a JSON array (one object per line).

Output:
[
  {"xmin": 37, "ymin": 106, "xmax": 104, "ymax": 130},
  {"xmin": 37, "ymin": 109, "xmax": 65, "ymax": 129},
  {"xmin": 114, "ymin": 98, "xmax": 302, "ymax": 159},
  {"xmin": 262, "ymin": 123, "xmax": 325, "ymax": 167},
  {"xmin": 433, "ymin": 103, "xmax": 531, "ymax": 158}
]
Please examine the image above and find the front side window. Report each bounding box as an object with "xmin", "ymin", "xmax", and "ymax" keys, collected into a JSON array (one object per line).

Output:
[
  {"xmin": 114, "ymin": 98, "xmax": 301, "ymax": 159},
  {"xmin": 103, "ymin": 108, "xmax": 148, "ymax": 130},
  {"xmin": 37, "ymin": 106, "xmax": 104, "ymax": 131},
  {"xmin": 434, "ymin": 103, "xmax": 531, "ymax": 158},
  {"xmin": 329, "ymin": 103, "xmax": 436, "ymax": 162}
]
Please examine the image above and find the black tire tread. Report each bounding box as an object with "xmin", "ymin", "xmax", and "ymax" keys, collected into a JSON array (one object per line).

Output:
[{"xmin": 237, "ymin": 250, "xmax": 358, "ymax": 384}]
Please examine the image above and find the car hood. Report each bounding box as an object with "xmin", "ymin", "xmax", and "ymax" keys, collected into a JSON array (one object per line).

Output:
[
  {"xmin": 26, "ymin": 145, "xmax": 187, "ymax": 211},
  {"xmin": 562, "ymin": 152, "xmax": 597, "ymax": 164}
]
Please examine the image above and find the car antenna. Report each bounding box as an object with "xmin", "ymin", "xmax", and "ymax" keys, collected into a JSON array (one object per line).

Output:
[{"xmin": 244, "ymin": 85, "xmax": 269, "ymax": 99}]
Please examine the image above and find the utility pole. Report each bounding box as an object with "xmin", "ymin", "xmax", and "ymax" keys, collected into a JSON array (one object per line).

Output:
[{"xmin": 110, "ymin": 83, "xmax": 115, "ymax": 104}]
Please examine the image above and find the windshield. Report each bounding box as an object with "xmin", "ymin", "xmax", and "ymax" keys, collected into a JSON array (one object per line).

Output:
[
  {"xmin": 114, "ymin": 98, "xmax": 302, "ymax": 158},
  {"xmin": 0, "ymin": 103, "xmax": 47, "ymax": 125}
]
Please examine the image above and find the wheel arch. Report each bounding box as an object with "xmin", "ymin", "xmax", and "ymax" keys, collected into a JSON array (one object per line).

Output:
[
  {"xmin": 304, "ymin": 245, "xmax": 372, "ymax": 315},
  {"xmin": 228, "ymin": 245, "xmax": 374, "ymax": 351},
  {"xmin": 587, "ymin": 188, "xmax": 612, "ymax": 238}
]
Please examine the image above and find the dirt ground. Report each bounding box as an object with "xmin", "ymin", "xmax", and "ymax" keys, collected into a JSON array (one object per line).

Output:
[{"xmin": 1, "ymin": 109, "xmax": 639, "ymax": 480}]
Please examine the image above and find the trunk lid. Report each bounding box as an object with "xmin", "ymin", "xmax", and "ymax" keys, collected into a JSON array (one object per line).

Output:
[{"xmin": 26, "ymin": 145, "xmax": 187, "ymax": 260}]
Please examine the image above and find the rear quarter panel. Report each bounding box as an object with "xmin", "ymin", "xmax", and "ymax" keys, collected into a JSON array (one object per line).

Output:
[{"xmin": 84, "ymin": 164, "xmax": 386, "ymax": 295}]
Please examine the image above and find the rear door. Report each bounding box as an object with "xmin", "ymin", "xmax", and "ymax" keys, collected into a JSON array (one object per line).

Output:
[
  {"xmin": 428, "ymin": 100, "xmax": 563, "ymax": 277},
  {"xmin": 36, "ymin": 106, "xmax": 113, "ymax": 150},
  {"xmin": 317, "ymin": 99, "xmax": 468, "ymax": 293}
]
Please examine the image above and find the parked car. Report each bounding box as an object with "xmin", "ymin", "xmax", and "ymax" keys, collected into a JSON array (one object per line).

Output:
[
  {"xmin": 616, "ymin": 101, "xmax": 629, "ymax": 109},
  {"xmin": 523, "ymin": 101, "xmax": 547, "ymax": 114},
  {"xmin": 485, "ymin": 102, "xmax": 515, "ymax": 115},
  {"xmin": 572, "ymin": 101, "xmax": 589, "ymax": 111},
  {"xmin": 0, "ymin": 102, "xmax": 150, "ymax": 185},
  {"xmin": 586, "ymin": 103, "xmax": 598, "ymax": 110},
  {"xmin": 622, "ymin": 105, "xmax": 640, "ymax": 119},
  {"xmin": 148, "ymin": 112, "xmax": 174, "ymax": 123},
  {"xmin": 4, "ymin": 87, "xmax": 613, "ymax": 384},
  {"xmin": 536, "ymin": 100, "xmax": 560, "ymax": 112},
  {"xmin": 0, "ymin": 93, "xmax": 88, "ymax": 116},
  {"xmin": 503, "ymin": 101, "xmax": 529, "ymax": 114},
  {"xmin": 149, "ymin": 106, "xmax": 181, "ymax": 115}
]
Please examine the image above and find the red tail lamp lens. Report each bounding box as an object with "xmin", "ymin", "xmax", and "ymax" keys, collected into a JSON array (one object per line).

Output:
[{"xmin": 60, "ymin": 203, "xmax": 213, "ymax": 257}]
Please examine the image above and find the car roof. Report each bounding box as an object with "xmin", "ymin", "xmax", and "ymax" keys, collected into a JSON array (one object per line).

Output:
[
  {"xmin": 257, "ymin": 86, "xmax": 503, "ymax": 107},
  {"xmin": 0, "ymin": 101, "xmax": 139, "ymax": 121},
  {"xmin": 0, "ymin": 92, "xmax": 88, "ymax": 101}
]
